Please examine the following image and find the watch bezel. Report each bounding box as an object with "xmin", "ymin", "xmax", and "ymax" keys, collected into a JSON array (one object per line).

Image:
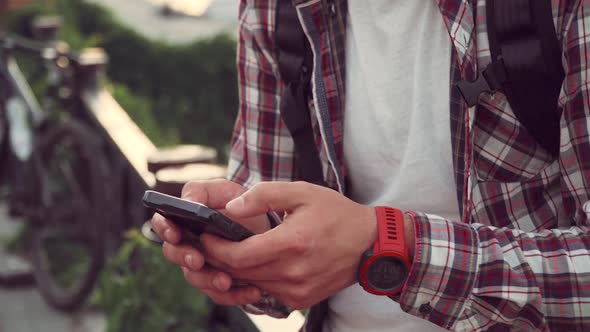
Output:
[{"xmin": 358, "ymin": 250, "xmax": 410, "ymax": 296}]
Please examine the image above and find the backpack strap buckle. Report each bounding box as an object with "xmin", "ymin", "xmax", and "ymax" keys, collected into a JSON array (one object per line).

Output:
[{"xmin": 456, "ymin": 59, "xmax": 507, "ymax": 107}]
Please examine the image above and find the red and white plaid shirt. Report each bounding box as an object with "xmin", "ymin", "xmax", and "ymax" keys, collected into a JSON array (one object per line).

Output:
[{"xmin": 227, "ymin": 0, "xmax": 590, "ymax": 331}]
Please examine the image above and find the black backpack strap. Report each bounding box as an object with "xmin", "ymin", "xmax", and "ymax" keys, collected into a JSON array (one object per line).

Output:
[
  {"xmin": 457, "ymin": 0, "xmax": 564, "ymax": 156},
  {"xmin": 275, "ymin": 0, "xmax": 325, "ymax": 185}
]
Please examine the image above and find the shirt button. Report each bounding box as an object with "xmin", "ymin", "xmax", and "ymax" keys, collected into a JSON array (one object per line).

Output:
[
  {"xmin": 419, "ymin": 303, "xmax": 433, "ymax": 315},
  {"xmin": 329, "ymin": 3, "xmax": 336, "ymax": 16}
]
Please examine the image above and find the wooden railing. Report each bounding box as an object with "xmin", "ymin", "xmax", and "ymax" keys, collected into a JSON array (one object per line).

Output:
[{"xmin": 76, "ymin": 48, "xmax": 305, "ymax": 332}]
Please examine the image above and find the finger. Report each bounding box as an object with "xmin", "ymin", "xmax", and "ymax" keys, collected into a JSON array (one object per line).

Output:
[
  {"xmin": 225, "ymin": 181, "xmax": 318, "ymax": 217},
  {"xmin": 162, "ymin": 242, "xmax": 205, "ymax": 271},
  {"xmin": 181, "ymin": 266, "xmax": 234, "ymax": 292},
  {"xmin": 222, "ymin": 256, "xmax": 308, "ymax": 283},
  {"xmin": 204, "ymin": 251, "xmax": 281, "ymax": 282},
  {"xmin": 201, "ymin": 225, "xmax": 307, "ymax": 270},
  {"xmin": 151, "ymin": 213, "xmax": 181, "ymax": 244},
  {"xmin": 197, "ymin": 282, "xmax": 262, "ymax": 306},
  {"xmin": 227, "ymin": 260, "xmax": 285, "ymax": 282},
  {"xmin": 181, "ymin": 179, "xmax": 247, "ymax": 209}
]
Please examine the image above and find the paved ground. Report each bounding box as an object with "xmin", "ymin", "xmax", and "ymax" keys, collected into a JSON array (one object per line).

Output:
[
  {"xmin": 85, "ymin": 0, "xmax": 239, "ymax": 43},
  {"xmin": 0, "ymin": 288, "xmax": 105, "ymax": 332},
  {"xmin": 0, "ymin": 204, "xmax": 105, "ymax": 332}
]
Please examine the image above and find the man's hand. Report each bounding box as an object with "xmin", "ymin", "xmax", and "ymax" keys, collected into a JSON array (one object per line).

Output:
[
  {"xmin": 200, "ymin": 181, "xmax": 379, "ymax": 310},
  {"xmin": 150, "ymin": 179, "xmax": 270, "ymax": 306}
]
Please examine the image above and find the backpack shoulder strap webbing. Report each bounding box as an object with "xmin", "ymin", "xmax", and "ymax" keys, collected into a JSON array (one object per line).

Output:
[
  {"xmin": 275, "ymin": 0, "xmax": 325, "ymax": 185},
  {"xmin": 457, "ymin": 0, "xmax": 564, "ymax": 156}
]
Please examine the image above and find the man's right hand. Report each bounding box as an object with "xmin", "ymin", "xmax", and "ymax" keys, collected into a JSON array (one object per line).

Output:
[{"xmin": 150, "ymin": 179, "xmax": 270, "ymax": 306}]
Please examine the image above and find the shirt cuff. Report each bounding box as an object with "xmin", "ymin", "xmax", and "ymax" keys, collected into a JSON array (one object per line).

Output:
[
  {"xmin": 398, "ymin": 212, "xmax": 480, "ymax": 330},
  {"xmin": 241, "ymin": 291, "xmax": 293, "ymax": 318}
]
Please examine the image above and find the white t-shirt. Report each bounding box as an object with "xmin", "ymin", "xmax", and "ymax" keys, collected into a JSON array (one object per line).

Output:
[{"xmin": 324, "ymin": 1, "xmax": 460, "ymax": 331}]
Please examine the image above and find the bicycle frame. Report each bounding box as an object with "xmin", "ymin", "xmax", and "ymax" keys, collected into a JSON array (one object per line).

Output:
[
  {"xmin": 1, "ymin": 49, "xmax": 37, "ymax": 163},
  {"xmin": 0, "ymin": 34, "xmax": 75, "ymax": 157},
  {"xmin": 0, "ymin": 33, "xmax": 81, "ymax": 218}
]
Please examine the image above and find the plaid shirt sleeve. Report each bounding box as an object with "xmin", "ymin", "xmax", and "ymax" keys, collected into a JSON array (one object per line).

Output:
[
  {"xmin": 227, "ymin": 1, "xmax": 297, "ymax": 189},
  {"xmin": 397, "ymin": 3, "xmax": 590, "ymax": 331},
  {"xmin": 400, "ymin": 214, "xmax": 590, "ymax": 331}
]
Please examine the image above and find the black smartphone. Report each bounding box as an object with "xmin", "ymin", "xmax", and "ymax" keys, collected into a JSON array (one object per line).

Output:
[{"xmin": 142, "ymin": 190, "xmax": 254, "ymax": 243}]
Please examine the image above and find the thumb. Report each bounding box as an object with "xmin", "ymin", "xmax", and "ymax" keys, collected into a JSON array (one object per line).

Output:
[{"xmin": 225, "ymin": 181, "xmax": 315, "ymax": 218}]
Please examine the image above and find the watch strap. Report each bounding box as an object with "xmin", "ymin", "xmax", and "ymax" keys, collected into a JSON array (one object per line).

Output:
[{"xmin": 373, "ymin": 206, "xmax": 408, "ymax": 258}]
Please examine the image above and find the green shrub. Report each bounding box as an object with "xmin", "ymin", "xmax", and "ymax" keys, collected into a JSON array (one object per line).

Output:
[{"xmin": 92, "ymin": 229, "xmax": 219, "ymax": 332}]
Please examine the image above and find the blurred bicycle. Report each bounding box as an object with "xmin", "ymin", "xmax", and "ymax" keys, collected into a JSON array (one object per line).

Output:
[{"xmin": 0, "ymin": 17, "xmax": 110, "ymax": 311}]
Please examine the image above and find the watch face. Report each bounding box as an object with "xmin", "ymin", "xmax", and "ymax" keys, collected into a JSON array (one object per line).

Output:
[{"xmin": 366, "ymin": 256, "xmax": 408, "ymax": 292}]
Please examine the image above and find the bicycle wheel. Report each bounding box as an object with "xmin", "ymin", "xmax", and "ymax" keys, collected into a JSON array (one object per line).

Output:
[{"xmin": 28, "ymin": 119, "xmax": 109, "ymax": 311}]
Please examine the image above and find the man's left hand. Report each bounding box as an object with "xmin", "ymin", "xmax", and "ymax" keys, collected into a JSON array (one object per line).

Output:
[{"xmin": 195, "ymin": 181, "xmax": 378, "ymax": 310}]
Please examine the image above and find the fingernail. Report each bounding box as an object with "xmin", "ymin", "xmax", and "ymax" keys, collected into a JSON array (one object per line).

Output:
[
  {"xmin": 151, "ymin": 216, "xmax": 161, "ymax": 227},
  {"xmin": 226, "ymin": 197, "xmax": 244, "ymax": 211},
  {"xmin": 164, "ymin": 228, "xmax": 173, "ymax": 242},
  {"xmin": 185, "ymin": 255, "xmax": 193, "ymax": 268},
  {"xmin": 213, "ymin": 277, "xmax": 224, "ymax": 291}
]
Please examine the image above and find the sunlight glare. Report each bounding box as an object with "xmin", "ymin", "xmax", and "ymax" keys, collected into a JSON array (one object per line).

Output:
[{"xmin": 148, "ymin": 0, "xmax": 213, "ymax": 17}]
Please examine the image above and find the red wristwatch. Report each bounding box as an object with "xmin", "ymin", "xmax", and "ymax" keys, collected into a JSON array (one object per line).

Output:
[{"xmin": 357, "ymin": 207, "xmax": 411, "ymax": 296}]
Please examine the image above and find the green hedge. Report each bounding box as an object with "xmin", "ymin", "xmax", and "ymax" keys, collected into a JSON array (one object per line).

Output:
[{"xmin": 7, "ymin": 0, "xmax": 239, "ymax": 152}]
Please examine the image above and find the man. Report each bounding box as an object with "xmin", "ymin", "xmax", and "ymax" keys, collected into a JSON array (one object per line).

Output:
[{"xmin": 151, "ymin": 0, "xmax": 590, "ymax": 331}]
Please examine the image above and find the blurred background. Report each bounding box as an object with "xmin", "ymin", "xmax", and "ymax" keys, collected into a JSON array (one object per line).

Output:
[
  {"xmin": 1, "ymin": 0, "xmax": 240, "ymax": 151},
  {"xmin": 0, "ymin": 1, "xmax": 268, "ymax": 331}
]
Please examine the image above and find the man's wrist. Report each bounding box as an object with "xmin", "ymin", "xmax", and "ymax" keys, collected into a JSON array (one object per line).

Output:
[
  {"xmin": 358, "ymin": 207, "xmax": 413, "ymax": 296},
  {"xmin": 404, "ymin": 214, "xmax": 415, "ymax": 262}
]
